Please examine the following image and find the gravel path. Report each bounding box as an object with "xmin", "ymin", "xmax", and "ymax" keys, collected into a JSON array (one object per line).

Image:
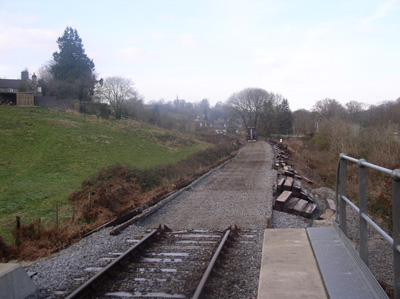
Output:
[{"xmin": 138, "ymin": 141, "xmax": 276, "ymax": 230}]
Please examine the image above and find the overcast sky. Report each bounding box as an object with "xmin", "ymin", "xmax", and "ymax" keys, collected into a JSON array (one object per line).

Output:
[{"xmin": 1, "ymin": 0, "xmax": 399, "ymax": 110}]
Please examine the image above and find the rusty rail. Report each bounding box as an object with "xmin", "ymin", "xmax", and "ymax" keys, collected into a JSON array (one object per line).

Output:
[
  {"xmin": 65, "ymin": 229, "xmax": 159, "ymax": 299},
  {"xmin": 192, "ymin": 229, "xmax": 232, "ymax": 299}
]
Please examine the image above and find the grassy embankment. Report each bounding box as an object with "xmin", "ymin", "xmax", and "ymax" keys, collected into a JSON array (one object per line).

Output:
[{"xmin": 0, "ymin": 106, "xmax": 210, "ymax": 243}]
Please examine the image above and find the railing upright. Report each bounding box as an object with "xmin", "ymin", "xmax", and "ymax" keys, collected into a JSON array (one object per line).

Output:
[
  {"xmin": 359, "ymin": 159, "xmax": 368, "ymax": 266},
  {"xmin": 338, "ymin": 154, "xmax": 347, "ymax": 236},
  {"xmin": 393, "ymin": 169, "xmax": 400, "ymax": 298},
  {"xmin": 336, "ymin": 154, "xmax": 400, "ymax": 299}
]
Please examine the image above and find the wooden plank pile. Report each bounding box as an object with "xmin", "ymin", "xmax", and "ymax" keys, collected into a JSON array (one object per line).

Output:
[
  {"xmin": 272, "ymin": 142, "xmax": 318, "ymax": 219},
  {"xmin": 319, "ymin": 198, "xmax": 336, "ymax": 221}
]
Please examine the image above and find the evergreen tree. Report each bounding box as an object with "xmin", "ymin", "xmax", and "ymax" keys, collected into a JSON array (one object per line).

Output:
[
  {"xmin": 276, "ymin": 98, "xmax": 293, "ymax": 134},
  {"xmin": 50, "ymin": 27, "xmax": 96, "ymax": 101}
]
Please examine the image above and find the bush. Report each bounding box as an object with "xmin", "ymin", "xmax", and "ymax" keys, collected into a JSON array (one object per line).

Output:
[
  {"xmin": 115, "ymin": 108, "xmax": 122, "ymax": 120},
  {"xmin": 99, "ymin": 104, "xmax": 110, "ymax": 119},
  {"xmin": 300, "ymin": 136, "xmax": 312, "ymax": 142},
  {"xmin": 0, "ymin": 235, "xmax": 14, "ymax": 261}
]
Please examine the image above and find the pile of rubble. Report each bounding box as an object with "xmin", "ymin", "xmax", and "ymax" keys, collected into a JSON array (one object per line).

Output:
[{"xmin": 272, "ymin": 142, "xmax": 318, "ymax": 219}]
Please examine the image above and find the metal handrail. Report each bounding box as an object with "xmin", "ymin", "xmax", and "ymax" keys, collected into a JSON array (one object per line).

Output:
[{"xmin": 335, "ymin": 153, "xmax": 400, "ymax": 299}]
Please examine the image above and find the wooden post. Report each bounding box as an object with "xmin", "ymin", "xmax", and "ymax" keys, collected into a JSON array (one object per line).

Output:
[
  {"xmin": 15, "ymin": 216, "xmax": 21, "ymax": 247},
  {"xmin": 88, "ymin": 192, "xmax": 91, "ymax": 212},
  {"xmin": 56, "ymin": 204, "xmax": 59, "ymax": 229},
  {"xmin": 37, "ymin": 218, "xmax": 41, "ymax": 238}
]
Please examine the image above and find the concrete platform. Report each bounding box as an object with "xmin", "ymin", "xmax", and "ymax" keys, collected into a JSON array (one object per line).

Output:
[
  {"xmin": 0, "ymin": 263, "xmax": 37, "ymax": 299},
  {"xmin": 257, "ymin": 229, "xmax": 327, "ymax": 299}
]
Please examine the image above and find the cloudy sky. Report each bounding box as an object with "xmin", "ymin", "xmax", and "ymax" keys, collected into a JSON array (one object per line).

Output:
[{"xmin": 0, "ymin": 0, "xmax": 399, "ymax": 110}]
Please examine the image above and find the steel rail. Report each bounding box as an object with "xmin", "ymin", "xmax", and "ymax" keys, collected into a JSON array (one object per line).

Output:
[
  {"xmin": 192, "ymin": 229, "xmax": 231, "ymax": 299},
  {"xmin": 341, "ymin": 195, "xmax": 394, "ymax": 247},
  {"xmin": 340, "ymin": 153, "xmax": 398, "ymax": 178},
  {"xmin": 341, "ymin": 195, "xmax": 360, "ymax": 214},
  {"xmin": 66, "ymin": 229, "xmax": 158, "ymax": 299},
  {"xmin": 361, "ymin": 212, "xmax": 394, "ymax": 247}
]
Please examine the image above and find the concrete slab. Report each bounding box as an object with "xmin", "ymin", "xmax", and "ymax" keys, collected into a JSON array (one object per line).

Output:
[
  {"xmin": 257, "ymin": 229, "xmax": 327, "ymax": 299},
  {"xmin": 0, "ymin": 263, "xmax": 37, "ymax": 299}
]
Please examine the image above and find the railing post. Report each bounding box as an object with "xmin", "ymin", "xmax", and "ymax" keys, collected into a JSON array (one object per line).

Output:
[
  {"xmin": 392, "ymin": 169, "xmax": 400, "ymax": 299},
  {"xmin": 359, "ymin": 159, "xmax": 368, "ymax": 266},
  {"xmin": 339, "ymin": 154, "xmax": 347, "ymax": 236}
]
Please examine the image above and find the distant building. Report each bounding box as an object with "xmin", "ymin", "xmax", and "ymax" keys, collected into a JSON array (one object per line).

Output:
[{"xmin": 0, "ymin": 70, "xmax": 42, "ymax": 105}]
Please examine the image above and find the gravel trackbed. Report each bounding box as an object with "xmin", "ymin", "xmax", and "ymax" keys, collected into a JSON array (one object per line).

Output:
[
  {"xmin": 138, "ymin": 141, "xmax": 276, "ymax": 230},
  {"xmin": 27, "ymin": 141, "xmax": 277, "ymax": 298}
]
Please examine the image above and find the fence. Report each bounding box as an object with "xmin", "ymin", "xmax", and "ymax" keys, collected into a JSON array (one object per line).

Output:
[
  {"xmin": 336, "ymin": 153, "xmax": 400, "ymax": 298},
  {"xmin": 1, "ymin": 201, "xmax": 77, "ymax": 246},
  {"xmin": 17, "ymin": 93, "xmax": 34, "ymax": 106}
]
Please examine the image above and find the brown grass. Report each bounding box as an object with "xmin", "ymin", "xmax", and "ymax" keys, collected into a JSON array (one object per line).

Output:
[{"xmin": 285, "ymin": 122, "xmax": 400, "ymax": 234}]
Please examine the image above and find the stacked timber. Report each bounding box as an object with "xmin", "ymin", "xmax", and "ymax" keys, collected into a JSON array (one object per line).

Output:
[
  {"xmin": 274, "ymin": 177, "xmax": 317, "ymax": 218},
  {"xmin": 273, "ymin": 143, "xmax": 314, "ymax": 185},
  {"xmin": 272, "ymin": 142, "xmax": 317, "ymax": 219}
]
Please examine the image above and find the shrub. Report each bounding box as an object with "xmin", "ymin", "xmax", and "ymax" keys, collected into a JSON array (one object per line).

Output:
[
  {"xmin": 300, "ymin": 136, "xmax": 312, "ymax": 142},
  {"xmin": 0, "ymin": 235, "xmax": 14, "ymax": 261},
  {"xmin": 99, "ymin": 104, "xmax": 110, "ymax": 119}
]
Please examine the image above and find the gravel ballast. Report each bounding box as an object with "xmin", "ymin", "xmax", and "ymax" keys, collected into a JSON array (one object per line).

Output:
[
  {"xmin": 26, "ymin": 225, "xmax": 153, "ymax": 298},
  {"xmin": 26, "ymin": 141, "xmax": 277, "ymax": 298}
]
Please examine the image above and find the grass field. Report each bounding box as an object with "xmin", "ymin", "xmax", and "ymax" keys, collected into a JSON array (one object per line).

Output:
[{"xmin": 0, "ymin": 106, "xmax": 209, "ymax": 242}]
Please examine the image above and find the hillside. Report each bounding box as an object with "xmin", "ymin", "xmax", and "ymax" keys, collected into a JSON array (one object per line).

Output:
[{"xmin": 0, "ymin": 107, "xmax": 209, "ymax": 241}]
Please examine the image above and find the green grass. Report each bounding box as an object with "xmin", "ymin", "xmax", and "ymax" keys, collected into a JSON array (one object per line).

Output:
[{"xmin": 0, "ymin": 106, "xmax": 209, "ymax": 242}]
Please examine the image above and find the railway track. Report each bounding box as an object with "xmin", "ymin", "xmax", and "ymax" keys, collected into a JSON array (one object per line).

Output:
[
  {"xmin": 26, "ymin": 142, "xmax": 269, "ymax": 298},
  {"xmin": 66, "ymin": 226, "xmax": 235, "ymax": 299}
]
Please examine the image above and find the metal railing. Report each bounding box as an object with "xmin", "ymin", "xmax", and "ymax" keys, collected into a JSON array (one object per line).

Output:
[{"xmin": 335, "ymin": 153, "xmax": 400, "ymax": 298}]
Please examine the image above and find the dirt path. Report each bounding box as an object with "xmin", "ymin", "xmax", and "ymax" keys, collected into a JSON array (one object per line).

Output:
[{"xmin": 138, "ymin": 141, "xmax": 276, "ymax": 230}]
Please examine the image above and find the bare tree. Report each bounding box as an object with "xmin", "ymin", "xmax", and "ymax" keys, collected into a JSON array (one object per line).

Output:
[
  {"xmin": 95, "ymin": 76, "xmax": 140, "ymax": 114},
  {"xmin": 313, "ymin": 98, "xmax": 347, "ymax": 119},
  {"xmin": 293, "ymin": 109, "xmax": 318, "ymax": 135},
  {"xmin": 227, "ymin": 88, "xmax": 271, "ymax": 129},
  {"xmin": 345, "ymin": 101, "xmax": 367, "ymax": 122}
]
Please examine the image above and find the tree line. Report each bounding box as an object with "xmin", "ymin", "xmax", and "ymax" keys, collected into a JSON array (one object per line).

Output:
[
  {"xmin": 293, "ymin": 98, "xmax": 400, "ymax": 136},
  {"xmin": 36, "ymin": 27, "xmax": 399, "ymax": 138},
  {"xmin": 36, "ymin": 27, "xmax": 292, "ymax": 134}
]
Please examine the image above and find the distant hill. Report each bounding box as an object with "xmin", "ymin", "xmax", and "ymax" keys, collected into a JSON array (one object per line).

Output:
[{"xmin": 0, "ymin": 107, "xmax": 209, "ymax": 241}]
